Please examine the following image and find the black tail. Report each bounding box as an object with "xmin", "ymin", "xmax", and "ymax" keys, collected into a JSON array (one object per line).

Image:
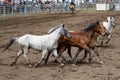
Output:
[{"xmin": 2, "ymin": 38, "xmax": 16, "ymax": 52}]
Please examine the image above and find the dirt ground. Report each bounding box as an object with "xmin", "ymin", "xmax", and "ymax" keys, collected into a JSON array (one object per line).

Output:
[{"xmin": 0, "ymin": 11, "xmax": 120, "ymax": 80}]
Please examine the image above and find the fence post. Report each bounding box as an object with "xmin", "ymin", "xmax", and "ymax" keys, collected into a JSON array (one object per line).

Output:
[
  {"xmin": 11, "ymin": 4, "xmax": 14, "ymax": 14},
  {"xmin": 24, "ymin": 5, "xmax": 27, "ymax": 13},
  {"xmin": 3, "ymin": 5, "xmax": 6, "ymax": 16}
]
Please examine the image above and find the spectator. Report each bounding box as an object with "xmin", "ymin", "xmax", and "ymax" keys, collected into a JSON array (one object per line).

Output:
[{"xmin": 0, "ymin": 1, "xmax": 2, "ymax": 5}]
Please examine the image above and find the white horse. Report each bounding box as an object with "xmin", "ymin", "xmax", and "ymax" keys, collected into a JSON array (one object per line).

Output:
[
  {"xmin": 100, "ymin": 16, "xmax": 115, "ymax": 45},
  {"xmin": 3, "ymin": 24, "xmax": 71, "ymax": 67}
]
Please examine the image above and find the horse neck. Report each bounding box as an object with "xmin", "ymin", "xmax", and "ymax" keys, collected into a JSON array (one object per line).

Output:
[
  {"xmin": 89, "ymin": 32, "xmax": 100, "ymax": 47},
  {"xmin": 50, "ymin": 28, "xmax": 62, "ymax": 42},
  {"xmin": 58, "ymin": 36, "xmax": 65, "ymax": 43},
  {"xmin": 91, "ymin": 32, "xmax": 100, "ymax": 41},
  {"xmin": 85, "ymin": 30, "xmax": 95, "ymax": 39},
  {"xmin": 103, "ymin": 22, "xmax": 110, "ymax": 30},
  {"xmin": 106, "ymin": 21, "xmax": 114, "ymax": 30}
]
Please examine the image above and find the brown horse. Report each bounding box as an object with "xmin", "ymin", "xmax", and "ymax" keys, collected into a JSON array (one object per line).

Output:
[
  {"xmin": 45, "ymin": 21, "xmax": 106, "ymax": 65},
  {"xmin": 67, "ymin": 32, "xmax": 103, "ymax": 64},
  {"xmin": 69, "ymin": 2, "xmax": 75, "ymax": 15}
]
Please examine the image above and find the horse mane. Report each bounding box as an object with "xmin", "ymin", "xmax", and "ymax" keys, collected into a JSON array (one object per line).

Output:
[
  {"xmin": 83, "ymin": 21, "xmax": 99, "ymax": 32},
  {"xmin": 47, "ymin": 24, "xmax": 64, "ymax": 34}
]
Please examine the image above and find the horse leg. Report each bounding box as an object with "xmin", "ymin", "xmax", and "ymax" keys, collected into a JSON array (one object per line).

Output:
[
  {"xmin": 57, "ymin": 45, "xmax": 68, "ymax": 64},
  {"xmin": 52, "ymin": 49, "xmax": 58, "ymax": 59},
  {"xmin": 87, "ymin": 50, "xmax": 92, "ymax": 63},
  {"xmin": 44, "ymin": 50, "xmax": 52, "ymax": 64},
  {"xmin": 98, "ymin": 35, "xmax": 105, "ymax": 46},
  {"xmin": 45, "ymin": 44, "xmax": 68, "ymax": 65},
  {"xmin": 93, "ymin": 47, "xmax": 103, "ymax": 64},
  {"xmin": 34, "ymin": 49, "xmax": 48, "ymax": 67},
  {"xmin": 23, "ymin": 47, "xmax": 32, "ymax": 67},
  {"xmin": 67, "ymin": 46, "xmax": 72, "ymax": 59},
  {"xmin": 71, "ymin": 48, "xmax": 82, "ymax": 65},
  {"xmin": 52, "ymin": 49, "xmax": 67, "ymax": 66},
  {"xmin": 10, "ymin": 48, "xmax": 23, "ymax": 66},
  {"xmin": 105, "ymin": 34, "xmax": 111, "ymax": 44},
  {"xmin": 106, "ymin": 38, "xmax": 110, "ymax": 44},
  {"xmin": 72, "ymin": 9, "xmax": 74, "ymax": 15},
  {"xmin": 80, "ymin": 50, "xmax": 88, "ymax": 62},
  {"xmin": 59, "ymin": 53, "xmax": 67, "ymax": 65},
  {"xmin": 82, "ymin": 45, "xmax": 93, "ymax": 63},
  {"xmin": 49, "ymin": 44, "xmax": 68, "ymax": 64},
  {"xmin": 45, "ymin": 51, "xmax": 59, "ymax": 64}
]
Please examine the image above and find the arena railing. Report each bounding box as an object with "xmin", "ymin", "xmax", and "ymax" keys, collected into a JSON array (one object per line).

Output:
[{"xmin": 0, "ymin": 2, "xmax": 99, "ymax": 18}]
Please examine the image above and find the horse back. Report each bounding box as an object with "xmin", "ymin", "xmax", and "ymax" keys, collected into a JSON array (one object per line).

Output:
[{"xmin": 60, "ymin": 32, "xmax": 90, "ymax": 46}]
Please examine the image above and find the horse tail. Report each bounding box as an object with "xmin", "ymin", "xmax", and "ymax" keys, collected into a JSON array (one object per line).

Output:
[{"xmin": 2, "ymin": 38, "xmax": 18, "ymax": 52}]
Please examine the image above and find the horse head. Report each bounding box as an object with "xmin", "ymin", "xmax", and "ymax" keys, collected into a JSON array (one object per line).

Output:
[
  {"xmin": 61, "ymin": 24, "xmax": 71, "ymax": 38},
  {"xmin": 47, "ymin": 24, "xmax": 71, "ymax": 38},
  {"xmin": 95, "ymin": 21, "xmax": 106, "ymax": 35},
  {"xmin": 107, "ymin": 16, "xmax": 115, "ymax": 28}
]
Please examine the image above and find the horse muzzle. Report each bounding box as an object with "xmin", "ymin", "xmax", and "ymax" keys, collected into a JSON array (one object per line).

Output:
[
  {"xmin": 67, "ymin": 34, "xmax": 72, "ymax": 38},
  {"xmin": 113, "ymin": 25, "xmax": 115, "ymax": 28}
]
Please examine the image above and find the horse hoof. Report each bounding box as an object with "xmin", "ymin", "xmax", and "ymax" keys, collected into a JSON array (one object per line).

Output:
[
  {"xmin": 53, "ymin": 60, "xmax": 59, "ymax": 63},
  {"xmin": 34, "ymin": 64, "xmax": 39, "ymax": 68},
  {"xmin": 10, "ymin": 62, "xmax": 15, "ymax": 66},
  {"xmin": 28, "ymin": 64, "xmax": 33, "ymax": 68},
  {"xmin": 61, "ymin": 63, "xmax": 65, "ymax": 66},
  {"xmin": 97, "ymin": 60, "xmax": 103, "ymax": 64},
  {"xmin": 86, "ymin": 60, "xmax": 90, "ymax": 63},
  {"xmin": 62, "ymin": 61, "xmax": 66, "ymax": 64},
  {"xmin": 10, "ymin": 64, "xmax": 13, "ymax": 66},
  {"xmin": 87, "ymin": 59, "xmax": 92, "ymax": 64},
  {"xmin": 72, "ymin": 64, "xmax": 76, "ymax": 66},
  {"xmin": 79, "ymin": 60, "xmax": 83, "ymax": 62},
  {"xmin": 99, "ymin": 61, "xmax": 103, "ymax": 64}
]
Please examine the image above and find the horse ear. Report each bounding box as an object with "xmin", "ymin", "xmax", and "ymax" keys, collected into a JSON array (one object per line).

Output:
[
  {"xmin": 110, "ymin": 16, "xmax": 112, "ymax": 19},
  {"xmin": 96, "ymin": 21, "xmax": 99, "ymax": 25},
  {"xmin": 63, "ymin": 24, "xmax": 65, "ymax": 28}
]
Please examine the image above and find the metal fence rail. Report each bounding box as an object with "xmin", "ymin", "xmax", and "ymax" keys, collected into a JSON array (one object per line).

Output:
[
  {"xmin": 0, "ymin": 2, "xmax": 116, "ymax": 17},
  {"xmin": 0, "ymin": 3, "xmax": 72, "ymax": 14}
]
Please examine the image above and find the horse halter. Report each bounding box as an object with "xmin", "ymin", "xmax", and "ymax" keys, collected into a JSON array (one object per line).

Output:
[
  {"xmin": 63, "ymin": 28, "xmax": 71, "ymax": 38},
  {"xmin": 110, "ymin": 21, "xmax": 115, "ymax": 28}
]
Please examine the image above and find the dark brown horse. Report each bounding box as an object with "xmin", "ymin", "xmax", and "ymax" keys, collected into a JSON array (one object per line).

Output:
[{"xmin": 45, "ymin": 21, "xmax": 106, "ymax": 65}]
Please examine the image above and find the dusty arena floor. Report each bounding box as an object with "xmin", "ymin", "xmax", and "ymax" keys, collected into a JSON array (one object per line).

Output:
[{"xmin": 0, "ymin": 11, "xmax": 120, "ymax": 80}]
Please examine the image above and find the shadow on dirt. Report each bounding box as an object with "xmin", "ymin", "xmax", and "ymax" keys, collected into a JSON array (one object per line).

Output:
[{"xmin": 98, "ymin": 44, "xmax": 115, "ymax": 49}]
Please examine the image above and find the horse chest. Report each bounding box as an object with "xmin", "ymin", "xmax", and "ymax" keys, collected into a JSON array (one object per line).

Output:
[{"xmin": 103, "ymin": 22, "xmax": 112, "ymax": 32}]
